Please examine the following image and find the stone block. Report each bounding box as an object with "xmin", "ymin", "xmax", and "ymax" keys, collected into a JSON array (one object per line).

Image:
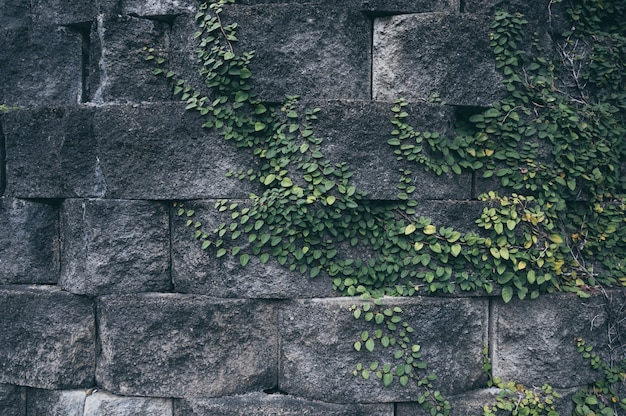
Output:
[
  {"xmin": 96, "ymin": 294, "xmax": 278, "ymax": 397},
  {"xmin": 171, "ymin": 5, "xmax": 371, "ymax": 102},
  {"xmin": 0, "ymin": 0, "xmax": 30, "ymax": 29},
  {"xmin": 171, "ymin": 199, "xmax": 337, "ymax": 298},
  {"xmin": 121, "ymin": 0, "xmax": 195, "ymax": 17},
  {"xmin": 3, "ymin": 106, "xmax": 97, "ymax": 198},
  {"xmin": 84, "ymin": 391, "xmax": 172, "ymax": 416},
  {"xmin": 0, "ymin": 285, "xmax": 96, "ymax": 389},
  {"xmin": 231, "ymin": 0, "xmax": 453, "ymax": 13},
  {"xmin": 27, "ymin": 389, "xmax": 88, "ymax": 416},
  {"xmin": 312, "ymin": 100, "xmax": 471, "ymax": 200},
  {"xmin": 92, "ymin": 103, "xmax": 258, "ymax": 199},
  {"xmin": 0, "ymin": 198, "xmax": 59, "ymax": 284},
  {"xmin": 0, "ymin": 26, "xmax": 83, "ymax": 107},
  {"xmin": 59, "ymin": 199, "xmax": 170, "ymax": 296},
  {"xmin": 373, "ymin": 13, "xmax": 504, "ymax": 106},
  {"xmin": 491, "ymin": 291, "xmax": 612, "ymax": 389},
  {"xmin": 174, "ymin": 392, "xmax": 394, "ymax": 415},
  {"xmin": 279, "ymin": 297, "xmax": 488, "ymax": 403},
  {"xmin": 89, "ymin": 15, "xmax": 171, "ymax": 104},
  {"xmin": 0, "ymin": 384, "xmax": 25, "ymax": 416}
]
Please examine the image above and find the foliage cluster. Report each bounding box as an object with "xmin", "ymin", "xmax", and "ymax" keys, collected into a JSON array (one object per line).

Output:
[{"xmin": 147, "ymin": 0, "xmax": 625, "ymax": 413}]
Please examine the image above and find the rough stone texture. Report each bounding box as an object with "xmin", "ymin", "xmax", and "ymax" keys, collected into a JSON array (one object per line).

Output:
[
  {"xmin": 312, "ymin": 101, "xmax": 471, "ymax": 200},
  {"xmin": 0, "ymin": 0, "xmax": 31, "ymax": 29},
  {"xmin": 0, "ymin": 198, "xmax": 59, "ymax": 284},
  {"xmin": 373, "ymin": 13, "xmax": 504, "ymax": 106},
  {"xmin": 174, "ymin": 392, "xmax": 394, "ymax": 415},
  {"xmin": 30, "ymin": 0, "xmax": 95, "ymax": 26},
  {"xmin": 0, "ymin": 384, "xmax": 25, "ymax": 416},
  {"xmin": 0, "ymin": 123, "xmax": 5, "ymax": 195},
  {"xmin": 27, "ymin": 389, "xmax": 88, "ymax": 416},
  {"xmin": 0, "ymin": 285, "xmax": 95, "ymax": 389},
  {"xmin": 171, "ymin": 5, "xmax": 371, "ymax": 102},
  {"xmin": 121, "ymin": 0, "xmax": 195, "ymax": 17},
  {"xmin": 97, "ymin": 294, "xmax": 278, "ymax": 397},
  {"xmin": 59, "ymin": 199, "xmax": 170, "ymax": 295},
  {"xmin": 92, "ymin": 103, "xmax": 258, "ymax": 199},
  {"xmin": 89, "ymin": 14, "xmax": 171, "ymax": 104},
  {"xmin": 410, "ymin": 200, "xmax": 486, "ymax": 233},
  {"xmin": 171, "ymin": 199, "xmax": 337, "ymax": 298},
  {"xmin": 3, "ymin": 106, "xmax": 97, "ymax": 198},
  {"xmin": 279, "ymin": 297, "xmax": 488, "ymax": 403},
  {"xmin": 491, "ymin": 291, "xmax": 610, "ymax": 389},
  {"xmin": 83, "ymin": 391, "xmax": 172, "ymax": 416},
  {"xmin": 0, "ymin": 26, "xmax": 83, "ymax": 107}
]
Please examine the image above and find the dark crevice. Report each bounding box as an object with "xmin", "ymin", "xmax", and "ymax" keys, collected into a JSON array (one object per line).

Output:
[
  {"xmin": 460, "ymin": 0, "xmax": 466, "ymax": 13},
  {"xmin": 453, "ymin": 105, "xmax": 488, "ymax": 199},
  {"xmin": 65, "ymin": 22, "xmax": 92, "ymax": 103},
  {"xmin": 369, "ymin": 16, "xmax": 375, "ymax": 100},
  {"xmin": 167, "ymin": 201, "xmax": 175, "ymax": 292},
  {"xmin": 263, "ymin": 385, "xmax": 288, "ymax": 395}
]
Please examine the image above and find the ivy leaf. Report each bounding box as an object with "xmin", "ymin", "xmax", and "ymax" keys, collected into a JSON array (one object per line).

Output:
[
  {"xmin": 451, "ymin": 244, "xmax": 462, "ymax": 257},
  {"xmin": 502, "ymin": 286, "xmax": 513, "ymax": 303},
  {"xmin": 365, "ymin": 338, "xmax": 375, "ymax": 352},
  {"xmin": 404, "ymin": 224, "xmax": 416, "ymax": 235},
  {"xmin": 240, "ymin": 253, "xmax": 250, "ymax": 266},
  {"xmin": 423, "ymin": 225, "xmax": 436, "ymax": 235}
]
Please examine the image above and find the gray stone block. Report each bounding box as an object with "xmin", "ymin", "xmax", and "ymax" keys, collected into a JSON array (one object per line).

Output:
[
  {"xmin": 279, "ymin": 297, "xmax": 488, "ymax": 403},
  {"xmin": 0, "ymin": 285, "xmax": 96, "ymax": 389},
  {"xmin": 27, "ymin": 389, "xmax": 88, "ymax": 416},
  {"xmin": 491, "ymin": 291, "xmax": 612, "ymax": 389},
  {"xmin": 30, "ymin": 0, "xmax": 95, "ymax": 26},
  {"xmin": 0, "ymin": 26, "xmax": 83, "ymax": 107},
  {"xmin": 0, "ymin": 198, "xmax": 59, "ymax": 284},
  {"xmin": 121, "ymin": 0, "xmax": 196, "ymax": 16},
  {"xmin": 171, "ymin": 5, "xmax": 371, "ymax": 102},
  {"xmin": 174, "ymin": 392, "xmax": 394, "ymax": 415},
  {"xmin": 89, "ymin": 15, "xmax": 171, "ymax": 104},
  {"xmin": 171, "ymin": 199, "xmax": 337, "ymax": 298},
  {"xmin": 0, "ymin": 0, "xmax": 31, "ymax": 29},
  {"xmin": 84, "ymin": 391, "xmax": 172, "ymax": 416},
  {"xmin": 373, "ymin": 13, "xmax": 504, "ymax": 106},
  {"xmin": 60, "ymin": 199, "xmax": 170, "ymax": 296},
  {"xmin": 92, "ymin": 103, "xmax": 258, "ymax": 199},
  {"xmin": 312, "ymin": 101, "xmax": 471, "ymax": 200},
  {"xmin": 96, "ymin": 294, "xmax": 278, "ymax": 397},
  {"xmin": 3, "ymin": 106, "xmax": 97, "ymax": 198},
  {"xmin": 0, "ymin": 384, "xmax": 25, "ymax": 416}
]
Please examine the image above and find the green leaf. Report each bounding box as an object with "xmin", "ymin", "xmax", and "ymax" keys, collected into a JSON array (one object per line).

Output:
[
  {"xmin": 254, "ymin": 122, "xmax": 266, "ymax": 131},
  {"xmin": 240, "ymin": 253, "xmax": 250, "ymax": 266},
  {"xmin": 502, "ymin": 286, "xmax": 513, "ymax": 303},
  {"xmin": 217, "ymin": 248, "xmax": 227, "ymax": 258},
  {"xmin": 365, "ymin": 338, "xmax": 375, "ymax": 352},
  {"xmin": 383, "ymin": 373, "xmax": 394, "ymax": 387},
  {"xmin": 404, "ymin": 224, "xmax": 416, "ymax": 235},
  {"xmin": 451, "ymin": 244, "xmax": 462, "ymax": 257}
]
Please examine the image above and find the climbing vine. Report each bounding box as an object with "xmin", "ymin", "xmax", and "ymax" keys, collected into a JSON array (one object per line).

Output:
[{"xmin": 147, "ymin": 0, "xmax": 625, "ymax": 413}]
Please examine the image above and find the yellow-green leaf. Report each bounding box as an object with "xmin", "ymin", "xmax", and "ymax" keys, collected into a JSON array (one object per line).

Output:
[
  {"xmin": 423, "ymin": 225, "xmax": 436, "ymax": 235},
  {"xmin": 405, "ymin": 224, "xmax": 416, "ymax": 235}
]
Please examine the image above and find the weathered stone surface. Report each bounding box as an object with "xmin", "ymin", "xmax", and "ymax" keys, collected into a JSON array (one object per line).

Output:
[
  {"xmin": 97, "ymin": 294, "xmax": 278, "ymax": 397},
  {"xmin": 0, "ymin": 198, "xmax": 59, "ymax": 284},
  {"xmin": 92, "ymin": 103, "xmax": 258, "ymax": 199},
  {"xmin": 0, "ymin": 0, "xmax": 31, "ymax": 29},
  {"xmin": 84, "ymin": 391, "xmax": 172, "ymax": 416},
  {"xmin": 59, "ymin": 199, "xmax": 170, "ymax": 295},
  {"xmin": 373, "ymin": 13, "xmax": 503, "ymax": 106},
  {"xmin": 0, "ymin": 384, "xmax": 25, "ymax": 416},
  {"xmin": 174, "ymin": 392, "xmax": 394, "ymax": 415},
  {"xmin": 0, "ymin": 123, "xmax": 5, "ymax": 196},
  {"xmin": 171, "ymin": 199, "xmax": 337, "ymax": 298},
  {"xmin": 463, "ymin": 0, "xmax": 557, "ymax": 27},
  {"xmin": 89, "ymin": 15, "xmax": 171, "ymax": 104},
  {"xmin": 27, "ymin": 389, "xmax": 88, "ymax": 416},
  {"xmin": 171, "ymin": 5, "xmax": 371, "ymax": 102},
  {"xmin": 3, "ymin": 106, "xmax": 97, "ymax": 198},
  {"xmin": 279, "ymin": 297, "xmax": 488, "ymax": 403},
  {"xmin": 0, "ymin": 26, "xmax": 83, "ymax": 106},
  {"xmin": 0, "ymin": 285, "xmax": 95, "ymax": 389},
  {"xmin": 312, "ymin": 100, "xmax": 471, "ymax": 200},
  {"xmin": 30, "ymin": 0, "xmax": 95, "ymax": 26},
  {"xmin": 491, "ymin": 291, "xmax": 612, "ymax": 389}
]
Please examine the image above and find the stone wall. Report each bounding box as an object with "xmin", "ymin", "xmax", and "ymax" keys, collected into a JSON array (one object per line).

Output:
[{"xmin": 0, "ymin": 0, "xmax": 622, "ymax": 414}]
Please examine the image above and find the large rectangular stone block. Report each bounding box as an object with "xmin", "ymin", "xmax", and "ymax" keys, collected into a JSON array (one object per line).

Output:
[
  {"xmin": 30, "ymin": 0, "xmax": 95, "ymax": 26},
  {"xmin": 279, "ymin": 297, "xmax": 488, "ymax": 403},
  {"xmin": 491, "ymin": 291, "xmax": 614, "ymax": 388},
  {"xmin": 0, "ymin": 286, "xmax": 96, "ymax": 389},
  {"xmin": 60, "ymin": 199, "xmax": 170, "ymax": 295},
  {"xmin": 373, "ymin": 13, "xmax": 503, "ymax": 106},
  {"xmin": 174, "ymin": 392, "xmax": 394, "ymax": 415},
  {"xmin": 96, "ymin": 294, "xmax": 278, "ymax": 397},
  {"xmin": 171, "ymin": 199, "xmax": 338, "ymax": 298},
  {"xmin": 89, "ymin": 15, "xmax": 171, "ymax": 103},
  {"xmin": 92, "ymin": 103, "xmax": 258, "ymax": 199},
  {"xmin": 0, "ymin": 198, "xmax": 59, "ymax": 284},
  {"xmin": 0, "ymin": 26, "xmax": 83, "ymax": 106},
  {"xmin": 26, "ymin": 389, "xmax": 88, "ymax": 416},
  {"xmin": 3, "ymin": 106, "xmax": 97, "ymax": 198},
  {"xmin": 171, "ymin": 5, "xmax": 371, "ymax": 102}
]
